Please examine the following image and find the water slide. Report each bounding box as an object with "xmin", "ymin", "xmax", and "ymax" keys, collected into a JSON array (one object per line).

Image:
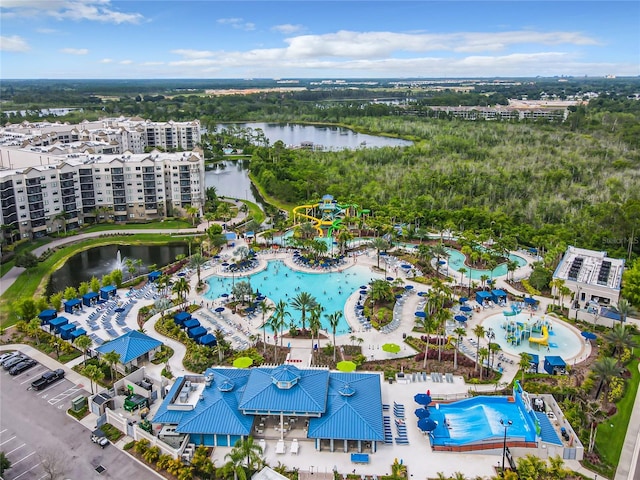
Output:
[
  {"xmin": 292, "ymin": 205, "xmax": 325, "ymax": 236},
  {"xmin": 528, "ymin": 326, "xmax": 549, "ymax": 348},
  {"xmin": 327, "ymin": 219, "xmax": 343, "ymax": 238}
]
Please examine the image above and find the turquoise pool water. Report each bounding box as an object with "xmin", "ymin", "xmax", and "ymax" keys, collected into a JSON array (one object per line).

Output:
[
  {"xmin": 445, "ymin": 248, "xmax": 527, "ymax": 280},
  {"xmin": 204, "ymin": 260, "xmax": 382, "ymax": 334},
  {"xmin": 482, "ymin": 312, "xmax": 583, "ymax": 359},
  {"xmin": 429, "ymin": 395, "xmax": 536, "ymax": 446}
]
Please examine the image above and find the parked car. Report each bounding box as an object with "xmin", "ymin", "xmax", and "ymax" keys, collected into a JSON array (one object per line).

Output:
[
  {"xmin": 1, "ymin": 352, "xmax": 22, "ymax": 367},
  {"xmin": 10, "ymin": 358, "xmax": 37, "ymax": 375},
  {"xmin": 91, "ymin": 429, "xmax": 109, "ymax": 448},
  {"xmin": 3, "ymin": 355, "xmax": 27, "ymax": 370},
  {"xmin": 31, "ymin": 369, "xmax": 65, "ymax": 390}
]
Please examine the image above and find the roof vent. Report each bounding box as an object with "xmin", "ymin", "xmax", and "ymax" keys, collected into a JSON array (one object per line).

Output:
[{"xmin": 339, "ymin": 383, "xmax": 355, "ymax": 397}]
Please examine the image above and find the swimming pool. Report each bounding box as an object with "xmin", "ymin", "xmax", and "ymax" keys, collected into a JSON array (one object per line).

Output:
[
  {"xmin": 204, "ymin": 260, "xmax": 382, "ymax": 334},
  {"xmin": 445, "ymin": 249, "xmax": 527, "ymax": 280},
  {"xmin": 482, "ymin": 312, "xmax": 583, "ymax": 359},
  {"xmin": 429, "ymin": 395, "xmax": 536, "ymax": 446}
]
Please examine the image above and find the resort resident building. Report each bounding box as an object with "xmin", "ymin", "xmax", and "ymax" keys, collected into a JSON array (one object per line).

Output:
[
  {"xmin": 553, "ymin": 246, "xmax": 625, "ymax": 309},
  {"xmin": 0, "ymin": 148, "xmax": 205, "ymax": 240}
]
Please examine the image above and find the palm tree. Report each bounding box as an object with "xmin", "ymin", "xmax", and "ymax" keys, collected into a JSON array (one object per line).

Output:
[
  {"xmin": 431, "ymin": 243, "xmax": 449, "ymax": 276},
  {"xmin": 265, "ymin": 313, "xmax": 282, "ymax": 362},
  {"xmin": 478, "ymin": 347, "xmax": 489, "ymax": 380},
  {"xmin": 519, "ymin": 352, "xmax": 532, "ymax": 383},
  {"xmin": 189, "ymin": 253, "xmax": 207, "ymax": 285},
  {"xmin": 435, "ymin": 308, "xmax": 452, "ymax": 362},
  {"xmin": 506, "ymin": 259, "xmax": 519, "ymax": 283},
  {"xmin": 415, "ymin": 314, "xmax": 438, "ymax": 369},
  {"xmin": 257, "ymin": 301, "xmax": 273, "ymax": 354},
  {"xmin": 308, "ymin": 304, "xmax": 323, "ymax": 357},
  {"xmin": 186, "ymin": 205, "xmax": 199, "ymax": 226},
  {"xmin": 26, "ymin": 317, "xmax": 42, "ymax": 345},
  {"xmin": 370, "ymin": 279, "xmax": 393, "ymax": 307},
  {"xmin": 272, "ymin": 300, "xmax": 290, "ymax": 349},
  {"xmin": 326, "ymin": 311, "xmax": 342, "ymax": 362},
  {"xmin": 336, "ymin": 228, "xmax": 353, "ymax": 255},
  {"xmin": 224, "ymin": 437, "xmax": 264, "ymax": 480},
  {"xmin": 368, "ymin": 237, "xmax": 390, "ymax": 269},
  {"xmin": 472, "ymin": 324, "xmax": 486, "ymax": 372},
  {"xmin": 290, "ymin": 291, "xmax": 317, "ymax": 332},
  {"xmin": 593, "ymin": 357, "xmax": 622, "ymax": 399},
  {"xmin": 479, "ymin": 274, "xmax": 490, "ymax": 290},
  {"xmin": 453, "ymin": 326, "xmax": 467, "ymax": 370},
  {"xmin": 615, "ymin": 298, "xmax": 637, "ymax": 325},
  {"xmin": 172, "ymin": 277, "xmax": 190, "ymax": 306},
  {"xmin": 75, "ymin": 335, "xmax": 93, "ymax": 365},
  {"xmin": 102, "ymin": 350, "xmax": 121, "ymax": 381},
  {"xmin": 605, "ymin": 324, "xmax": 638, "ymax": 364},
  {"xmin": 81, "ymin": 364, "xmax": 104, "ymax": 394}
]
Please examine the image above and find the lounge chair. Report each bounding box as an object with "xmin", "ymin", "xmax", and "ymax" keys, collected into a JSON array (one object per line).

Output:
[
  {"xmin": 275, "ymin": 439, "xmax": 286, "ymax": 454},
  {"xmin": 291, "ymin": 439, "xmax": 299, "ymax": 455}
]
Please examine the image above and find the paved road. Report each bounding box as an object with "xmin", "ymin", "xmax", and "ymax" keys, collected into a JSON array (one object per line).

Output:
[{"xmin": 0, "ymin": 357, "xmax": 159, "ymax": 480}]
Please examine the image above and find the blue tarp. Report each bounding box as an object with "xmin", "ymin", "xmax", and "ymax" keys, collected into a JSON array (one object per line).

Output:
[
  {"xmin": 60, "ymin": 323, "xmax": 76, "ymax": 340},
  {"xmin": 188, "ymin": 326, "xmax": 207, "ymax": 339},
  {"xmin": 100, "ymin": 285, "xmax": 117, "ymax": 300},
  {"xmin": 70, "ymin": 328, "xmax": 87, "ymax": 340},
  {"xmin": 38, "ymin": 309, "xmax": 57, "ymax": 324},
  {"xmin": 199, "ymin": 334, "xmax": 217, "ymax": 346},
  {"xmin": 148, "ymin": 270, "xmax": 162, "ymax": 282},
  {"xmin": 183, "ymin": 318, "xmax": 201, "ymax": 330},
  {"xmin": 64, "ymin": 298, "xmax": 82, "ymax": 313},
  {"xmin": 225, "ymin": 232, "xmax": 237, "ymax": 241},
  {"xmin": 82, "ymin": 292, "xmax": 99, "ymax": 307},
  {"xmin": 544, "ymin": 356, "xmax": 566, "ymax": 375},
  {"xmin": 174, "ymin": 311, "xmax": 192, "ymax": 326}
]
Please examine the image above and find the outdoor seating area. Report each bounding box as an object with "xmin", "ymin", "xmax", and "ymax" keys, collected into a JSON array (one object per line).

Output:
[
  {"xmin": 201, "ymin": 309, "xmax": 251, "ymax": 350},
  {"xmin": 381, "ymin": 289, "xmax": 413, "ymax": 334},
  {"xmin": 393, "ymin": 402, "xmax": 409, "ymax": 445}
]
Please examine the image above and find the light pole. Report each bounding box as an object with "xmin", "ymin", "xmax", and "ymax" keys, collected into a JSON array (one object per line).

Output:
[
  {"xmin": 500, "ymin": 419, "xmax": 512, "ymax": 477},
  {"xmin": 487, "ymin": 328, "xmax": 496, "ymax": 368}
]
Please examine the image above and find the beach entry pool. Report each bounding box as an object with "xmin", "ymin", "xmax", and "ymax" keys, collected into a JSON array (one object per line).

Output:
[
  {"xmin": 482, "ymin": 312, "xmax": 583, "ymax": 359},
  {"xmin": 205, "ymin": 260, "xmax": 381, "ymax": 334},
  {"xmin": 445, "ymin": 248, "xmax": 527, "ymax": 280}
]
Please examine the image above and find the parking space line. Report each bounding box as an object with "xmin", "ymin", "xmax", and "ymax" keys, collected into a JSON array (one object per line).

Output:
[
  {"xmin": 0, "ymin": 428, "xmax": 8, "ymax": 434},
  {"xmin": 7, "ymin": 443, "xmax": 26, "ymax": 454},
  {"xmin": 13, "ymin": 462, "xmax": 41, "ymax": 479},
  {"xmin": 12, "ymin": 451, "xmax": 35, "ymax": 465},
  {"xmin": 47, "ymin": 386, "xmax": 81, "ymax": 405},
  {"xmin": 0, "ymin": 435, "xmax": 16, "ymax": 446}
]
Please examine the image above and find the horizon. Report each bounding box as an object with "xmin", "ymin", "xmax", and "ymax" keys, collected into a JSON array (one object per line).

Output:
[{"xmin": 1, "ymin": 1, "xmax": 639, "ymax": 79}]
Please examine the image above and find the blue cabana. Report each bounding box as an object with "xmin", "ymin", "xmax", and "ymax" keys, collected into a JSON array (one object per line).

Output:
[
  {"xmin": 60, "ymin": 323, "xmax": 77, "ymax": 340},
  {"xmin": 199, "ymin": 334, "xmax": 217, "ymax": 346},
  {"xmin": 100, "ymin": 285, "xmax": 117, "ymax": 300},
  {"xmin": 491, "ymin": 289, "xmax": 508, "ymax": 304},
  {"xmin": 183, "ymin": 318, "xmax": 201, "ymax": 330},
  {"xmin": 70, "ymin": 328, "xmax": 87, "ymax": 341},
  {"xmin": 173, "ymin": 311, "xmax": 192, "ymax": 326},
  {"xmin": 64, "ymin": 298, "xmax": 82, "ymax": 314},
  {"xmin": 148, "ymin": 270, "xmax": 162, "ymax": 282},
  {"xmin": 38, "ymin": 309, "xmax": 57, "ymax": 325},
  {"xmin": 476, "ymin": 291, "xmax": 492, "ymax": 306},
  {"xmin": 49, "ymin": 316, "xmax": 69, "ymax": 334},
  {"xmin": 544, "ymin": 356, "xmax": 566, "ymax": 375},
  {"xmin": 188, "ymin": 326, "xmax": 207, "ymax": 340},
  {"xmin": 82, "ymin": 292, "xmax": 99, "ymax": 307}
]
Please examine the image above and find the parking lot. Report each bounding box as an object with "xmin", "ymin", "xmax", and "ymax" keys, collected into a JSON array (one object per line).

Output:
[{"xmin": 1, "ymin": 354, "xmax": 160, "ymax": 479}]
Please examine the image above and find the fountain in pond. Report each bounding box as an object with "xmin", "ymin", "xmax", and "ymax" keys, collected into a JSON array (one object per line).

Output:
[{"xmin": 114, "ymin": 249, "xmax": 124, "ymax": 271}]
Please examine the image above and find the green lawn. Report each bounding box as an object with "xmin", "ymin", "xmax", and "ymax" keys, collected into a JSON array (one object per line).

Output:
[
  {"xmin": 595, "ymin": 351, "xmax": 640, "ymax": 470},
  {"xmin": 0, "ymin": 233, "xmax": 181, "ymax": 327},
  {"xmin": 243, "ymin": 200, "xmax": 265, "ymax": 225},
  {"xmin": 81, "ymin": 219, "xmax": 193, "ymax": 232},
  {"xmin": 0, "ymin": 238, "xmax": 51, "ymax": 278}
]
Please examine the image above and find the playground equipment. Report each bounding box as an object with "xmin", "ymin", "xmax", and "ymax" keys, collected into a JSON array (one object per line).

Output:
[
  {"xmin": 500, "ymin": 314, "xmax": 551, "ymax": 347},
  {"xmin": 292, "ymin": 194, "xmax": 367, "ymax": 237},
  {"xmin": 528, "ymin": 326, "xmax": 549, "ymax": 349}
]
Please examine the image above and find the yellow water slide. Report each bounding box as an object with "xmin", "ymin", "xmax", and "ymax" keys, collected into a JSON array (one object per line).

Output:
[
  {"xmin": 528, "ymin": 326, "xmax": 549, "ymax": 347},
  {"xmin": 292, "ymin": 204, "xmax": 324, "ymax": 236}
]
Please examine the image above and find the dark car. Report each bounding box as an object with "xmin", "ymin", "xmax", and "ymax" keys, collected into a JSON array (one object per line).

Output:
[
  {"xmin": 1, "ymin": 352, "xmax": 22, "ymax": 367},
  {"xmin": 10, "ymin": 358, "xmax": 37, "ymax": 375},
  {"xmin": 3, "ymin": 355, "xmax": 27, "ymax": 370}
]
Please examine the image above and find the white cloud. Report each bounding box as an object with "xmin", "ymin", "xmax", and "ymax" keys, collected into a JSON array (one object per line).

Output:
[
  {"xmin": 36, "ymin": 28, "xmax": 59, "ymax": 34},
  {"xmin": 0, "ymin": 35, "xmax": 30, "ymax": 52},
  {"xmin": 60, "ymin": 47, "xmax": 88, "ymax": 55},
  {"xmin": 170, "ymin": 49, "xmax": 214, "ymax": 59},
  {"xmin": 272, "ymin": 24, "xmax": 304, "ymax": 35},
  {"xmin": 1, "ymin": 0, "xmax": 143, "ymax": 24},
  {"xmin": 217, "ymin": 17, "xmax": 255, "ymax": 31},
  {"xmin": 140, "ymin": 61, "xmax": 164, "ymax": 66},
  {"xmin": 120, "ymin": 60, "xmax": 133, "ymax": 65},
  {"xmin": 99, "ymin": 58, "xmax": 113, "ymax": 63}
]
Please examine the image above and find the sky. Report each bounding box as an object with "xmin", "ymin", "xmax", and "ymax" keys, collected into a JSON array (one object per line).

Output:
[{"xmin": 1, "ymin": 0, "xmax": 639, "ymax": 79}]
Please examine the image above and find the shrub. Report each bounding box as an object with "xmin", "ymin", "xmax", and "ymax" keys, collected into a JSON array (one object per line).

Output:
[
  {"xmin": 123, "ymin": 440, "xmax": 136, "ymax": 450},
  {"xmin": 608, "ymin": 376, "xmax": 625, "ymax": 403}
]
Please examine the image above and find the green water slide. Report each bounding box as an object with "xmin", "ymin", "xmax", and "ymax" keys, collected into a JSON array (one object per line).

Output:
[{"xmin": 327, "ymin": 219, "xmax": 343, "ymax": 238}]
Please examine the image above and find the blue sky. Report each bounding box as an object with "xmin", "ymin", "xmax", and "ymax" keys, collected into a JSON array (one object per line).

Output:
[{"xmin": 1, "ymin": 1, "xmax": 638, "ymax": 79}]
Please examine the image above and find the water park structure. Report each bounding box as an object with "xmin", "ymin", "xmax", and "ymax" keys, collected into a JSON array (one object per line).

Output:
[
  {"xmin": 500, "ymin": 310, "xmax": 552, "ymax": 349},
  {"xmin": 292, "ymin": 194, "xmax": 369, "ymax": 237}
]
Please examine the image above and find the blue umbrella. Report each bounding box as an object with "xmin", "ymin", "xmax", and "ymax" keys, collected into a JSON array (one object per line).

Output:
[
  {"xmin": 215, "ymin": 307, "xmax": 225, "ymax": 313},
  {"xmin": 460, "ymin": 306, "xmax": 473, "ymax": 312},
  {"xmin": 454, "ymin": 315, "xmax": 468, "ymax": 323},
  {"xmin": 360, "ymin": 285, "xmax": 367, "ymax": 290},
  {"xmin": 524, "ymin": 297, "xmax": 538, "ymax": 304},
  {"xmin": 395, "ymin": 294, "xmax": 403, "ymax": 299},
  {"xmin": 418, "ymin": 417, "xmax": 437, "ymax": 432},
  {"xmin": 459, "ymin": 297, "xmax": 468, "ymax": 303},
  {"xmin": 415, "ymin": 311, "xmax": 426, "ymax": 318},
  {"xmin": 386, "ymin": 277, "xmax": 394, "ymax": 281},
  {"xmin": 360, "ymin": 290, "xmax": 368, "ymax": 295},
  {"xmin": 418, "ymin": 291, "xmax": 428, "ymax": 297},
  {"xmin": 404, "ymin": 285, "xmax": 414, "ymax": 290},
  {"xmin": 414, "ymin": 393, "xmax": 432, "ymax": 405},
  {"xmin": 356, "ymin": 305, "xmax": 364, "ymax": 310},
  {"xmin": 581, "ymin": 331, "xmax": 597, "ymax": 340},
  {"xmin": 415, "ymin": 408, "xmax": 430, "ymax": 418},
  {"xmin": 401, "ymin": 264, "xmax": 412, "ymax": 269},
  {"xmin": 438, "ymin": 260, "xmax": 446, "ymax": 265}
]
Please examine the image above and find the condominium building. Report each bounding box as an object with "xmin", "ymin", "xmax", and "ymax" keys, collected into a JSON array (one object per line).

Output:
[{"xmin": 0, "ymin": 149, "xmax": 205, "ymax": 240}]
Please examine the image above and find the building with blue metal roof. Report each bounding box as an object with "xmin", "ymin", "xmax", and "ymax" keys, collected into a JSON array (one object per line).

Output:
[
  {"xmin": 151, "ymin": 365, "xmax": 384, "ymax": 453},
  {"xmin": 96, "ymin": 330, "xmax": 162, "ymax": 372}
]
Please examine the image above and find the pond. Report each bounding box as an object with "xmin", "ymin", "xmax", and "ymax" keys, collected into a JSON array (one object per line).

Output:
[
  {"xmin": 48, "ymin": 244, "xmax": 188, "ymax": 294},
  {"xmin": 205, "ymin": 160, "xmax": 261, "ymax": 204}
]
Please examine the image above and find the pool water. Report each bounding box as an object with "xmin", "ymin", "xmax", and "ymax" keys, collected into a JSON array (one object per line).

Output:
[
  {"xmin": 429, "ymin": 395, "xmax": 536, "ymax": 446},
  {"xmin": 204, "ymin": 260, "xmax": 382, "ymax": 334},
  {"xmin": 445, "ymin": 249, "xmax": 527, "ymax": 280},
  {"xmin": 482, "ymin": 312, "xmax": 583, "ymax": 359}
]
